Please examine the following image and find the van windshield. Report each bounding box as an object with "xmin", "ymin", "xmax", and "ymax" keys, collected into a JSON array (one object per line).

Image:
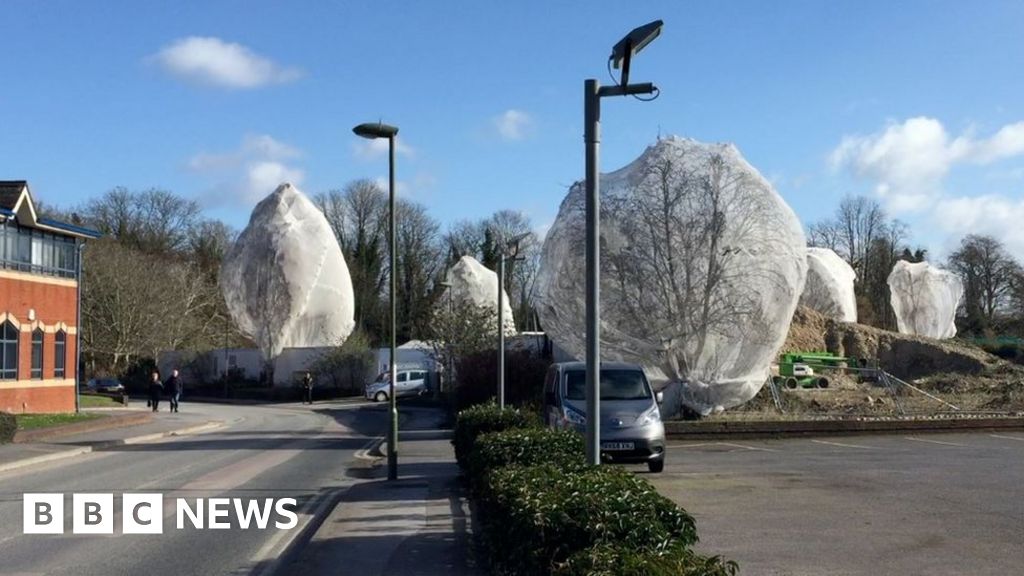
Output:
[{"xmin": 564, "ymin": 370, "xmax": 652, "ymax": 401}]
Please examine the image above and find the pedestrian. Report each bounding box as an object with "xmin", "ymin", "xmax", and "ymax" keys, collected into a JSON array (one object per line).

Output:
[
  {"xmin": 148, "ymin": 371, "xmax": 163, "ymax": 412},
  {"xmin": 165, "ymin": 369, "xmax": 183, "ymax": 413},
  {"xmin": 302, "ymin": 371, "xmax": 314, "ymax": 404}
]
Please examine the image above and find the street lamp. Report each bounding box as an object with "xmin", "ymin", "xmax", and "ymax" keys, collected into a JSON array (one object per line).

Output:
[
  {"xmin": 497, "ymin": 232, "xmax": 530, "ymax": 408},
  {"xmin": 439, "ymin": 275, "xmax": 455, "ymax": 397},
  {"xmin": 583, "ymin": 20, "xmax": 662, "ymax": 465},
  {"xmin": 353, "ymin": 121, "xmax": 400, "ymax": 481}
]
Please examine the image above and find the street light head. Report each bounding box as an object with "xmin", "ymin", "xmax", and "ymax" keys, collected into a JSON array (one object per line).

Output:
[
  {"xmin": 506, "ymin": 232, "xmax": 531, "ymax": 249},
  {"xmin": 610, "ymin": 19, "xmax": 663, "ymax": 70},
  {"xmin": 353, "ymin": 122, "xmax": 399, "ymax": 139}
]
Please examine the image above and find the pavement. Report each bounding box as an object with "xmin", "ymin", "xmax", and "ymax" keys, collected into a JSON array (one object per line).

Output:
[
  {"xmin": 0, "ymin": 404, "xmax": 226, "ymax": 473},
  {"xmin": 648, "ymin": 431, "xmax": 1024, "ymax": 576},
  {"xmin": 280, "ymin": 407, "xmax": 480, "ymax": 576}
]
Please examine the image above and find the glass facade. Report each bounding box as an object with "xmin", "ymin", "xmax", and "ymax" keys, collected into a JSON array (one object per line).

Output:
[
  {"xmin": 54, "ymin": 330, "xmax": 66, "ymax": 378},
  {"xmin": 0, "ymin": 322, "xmax": 17, "ymax": 380},
  {"xmin": 0, "ymin": 219, "xmax": 78, "ymax": 278}
]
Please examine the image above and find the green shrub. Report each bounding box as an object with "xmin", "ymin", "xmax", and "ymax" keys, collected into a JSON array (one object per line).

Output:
[
  {"xmin": 553, "ymin": 543, "xmax": 739, "ymax": 576},
  {"xmin": 0, "ymin": 411, "xmax": 16, "ymax": 443},
  {"xmin": 467, "ymin": 428, "xmax": 584, "ymax": 493},
  {"xmin": 452, "ymin": 402, "xmax": 537, "ymax": 469},
  {"xmin": 477, "ymin": 464, "xmax": 700, "ymax": 575}
]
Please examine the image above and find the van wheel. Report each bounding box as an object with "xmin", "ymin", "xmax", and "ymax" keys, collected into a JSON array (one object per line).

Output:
[
  {"xmin": 648, "ymin": 459, "xmax": 665, "ymax": 473},
  {"xmin": 374, "ymin": 391, "xmax": 388, "ymax": 402}
]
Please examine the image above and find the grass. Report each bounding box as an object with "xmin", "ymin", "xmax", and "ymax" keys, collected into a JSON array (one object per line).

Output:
[
  {"xmin": 16, "ymin": 413, "xmax": 103, "ymax": 430},
  {"xmin": 79, "ymin": 394, "xmax": 122, "ymax": 408}
]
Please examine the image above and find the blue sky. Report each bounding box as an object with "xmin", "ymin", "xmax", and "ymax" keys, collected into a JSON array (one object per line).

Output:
[{"xmin": 3, "ymin": 1, "xmax": 1024, "ymax": 258}]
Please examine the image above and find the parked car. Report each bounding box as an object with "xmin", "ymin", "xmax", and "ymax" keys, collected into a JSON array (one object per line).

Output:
[
  {"xmin": 364, "ymin": 369, "xmax": 429, "ymax": 402},
  {"xmin": 542, "ymin": 361, "xmax": 666, "ymax": 473},
  {"xmin": 87, "ymin": 377, "xmax": 125, "ymax": 394}
]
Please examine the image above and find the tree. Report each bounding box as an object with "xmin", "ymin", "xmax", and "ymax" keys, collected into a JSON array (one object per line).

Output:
[
  {"xmin": 808, "ymin": 195, "xmax": 917, "ymax": 330},
  {"xmin": 315, "ymin": 181, "xmax": 389, "ymax": 342},
  {"xmin": 948, "ymin": 234, "xmax": 1022, "ymax": 335},
  {"xmin": 309, "ymin": 330, "xmax": 375, "ymax": 394},
  {"xmin": 396, "ymin": 201, "xmax": 443, "ymax": 341},
  {"xmin": 315, "ymin": 180, "xmax": 446, "ymax": 345},
  {"xmin": 82, "ymin": 187, "xmax": 201, "ymax": 254}
]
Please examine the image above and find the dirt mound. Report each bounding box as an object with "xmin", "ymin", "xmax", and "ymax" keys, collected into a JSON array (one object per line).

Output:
[{"xmin": 783, "ymin": 307, "xmax": 997, "ymax": 379}]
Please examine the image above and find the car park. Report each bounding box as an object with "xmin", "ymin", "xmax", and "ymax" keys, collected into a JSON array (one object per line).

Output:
[{"xmin": 542, "ymin": 361, "xmax": 666, "ymax": 473}]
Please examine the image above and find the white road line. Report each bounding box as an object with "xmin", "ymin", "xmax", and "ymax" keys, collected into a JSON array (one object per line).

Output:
[
  {"xmin": 989, "ymin": 434, "xmax": 1024, "ymax": 442},
  {"xmin": 718, "ymin": 442, "xmax": 779, "ymax": 452},
  {"xmin": 811, "ymin": 439, "xmax": 877, "ymax": 450},
  {"xmin": 665, "ymin": 442, "xmax": 721, "ymax": 449},
  {"xmin": 904, "ymin": 436, "xmax": 967, "ymax": 447}
]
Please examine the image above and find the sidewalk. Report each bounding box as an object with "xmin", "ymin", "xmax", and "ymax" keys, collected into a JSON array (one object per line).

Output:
[
  {"xmin": 0, "ymin": 406, "xmax": 224, "ymax": 474},
  {"xmin": 282, "ymin": 427, "xmax": 480, "ymax": 576}
]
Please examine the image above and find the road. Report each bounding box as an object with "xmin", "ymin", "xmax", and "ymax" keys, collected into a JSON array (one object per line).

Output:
[
  {"xmin": 0, "ymin": 400, "xmax": 390, "ymax": 576},
  {"xmin": 648, "ymin": 431, "xmax": 1024, "ymax": 576}
]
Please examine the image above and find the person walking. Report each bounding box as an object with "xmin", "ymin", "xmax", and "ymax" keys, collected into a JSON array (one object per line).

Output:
[
  {"xmin": 148, "ymin": 371, "xmax": 163, "ymax": 412},
  {"xmin": 166, "ymin": 369, "xmax": 183, "ymax": 413},
  {"xmin": 302, "ymin": 371, "xmax": 314, "ymax": 404}
]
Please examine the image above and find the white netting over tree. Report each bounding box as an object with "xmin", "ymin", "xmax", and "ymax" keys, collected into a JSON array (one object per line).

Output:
[
  {"xmin": 536, "ymin": 137, "xmax": 807, "ymax": 414},
  {"xmin": 799, "ymin": 247, "xmax": 858, "ymax": 322},
  {"xmin": 887, "ymin": 260, "xmax": 963, "ymax": 340},
  {"xmin": 221, "ymin": 183, "xmax": 355, "ymax": 362},
  {"xmin": 444, "ymin": 255, "xmax": 516, "ymax": 336}
]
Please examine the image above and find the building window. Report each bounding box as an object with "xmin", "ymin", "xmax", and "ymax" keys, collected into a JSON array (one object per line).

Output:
[
  {"xmin": 54, "ymin": 330, "xmax": 66, "ymax": 378},
  {"xmin": 31, "ymin": 329, "xmax": 44, "ymax": 379},
  {"xmin": 0, "ymin": 321, "xmax": 17, "ymax": 380},
  {"xmin": 0, "ymin": 220, "xmax": 79, "ymax": 278}
]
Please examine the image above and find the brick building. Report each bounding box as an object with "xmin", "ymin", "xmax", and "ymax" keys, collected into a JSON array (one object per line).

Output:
[{"xmin": 1, "ymin": 181, "xmax": 100, "ymax": 413}]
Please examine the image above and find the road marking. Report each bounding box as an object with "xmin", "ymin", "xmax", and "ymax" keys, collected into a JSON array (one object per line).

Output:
[
  {"xmin": 666, "ymin": 442, "xmax": 721, "ymax": 449},
  {"xmin": 354, "ymin": 436, "xmax": 385, "ymax": 460},
  {"xmin": 904, "ymin": 436, "xmax": 967, "ymax": 447},
  {"xmin": 989, "ymin": 434, "xmax": 1024, "ymax": 442},
  {"xmin": 666, "ymin": 441, "xmax": 778, "ymax": 452},
  {"xmin": 811, "ymin": 439, "xmax": 877, "ymax": 450},
  {"xmin": 718, "ymin": 442, "xmax": 779, "ymax": 452}
]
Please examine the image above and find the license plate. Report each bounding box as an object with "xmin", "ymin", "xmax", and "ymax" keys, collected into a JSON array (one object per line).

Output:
[{"xmin": 601, "ymin": 442, "xmax": 635, "ymax": 451}]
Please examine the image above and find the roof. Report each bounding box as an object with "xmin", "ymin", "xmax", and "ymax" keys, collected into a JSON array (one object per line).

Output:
[
  {"xmin": 0, "ymin": 180, "xmax": 101, "ymax": 239},
  {"xmin": 0, "ymin": 181, "xmax": 27, "ymax": 211}
]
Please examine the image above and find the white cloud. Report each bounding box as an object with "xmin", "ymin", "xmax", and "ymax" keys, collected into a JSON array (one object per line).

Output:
[
  {"xmin": 245, "ymin": 161, "xmax": 305, "ymax": 201},
  {"xmin": 186, "ymin": 134, "xmax": 304, "ymax": 204},
  {"xmin": 352, "ymin": 136, "xmax": 415, "ymax": 161},
  {"xmin": 493, "ymin": 109, "xmax": 533, "ymax": 141},
  {"xmin": 153, "ymin": 37, "xmax": 302, "ymax": 89},
  {"xmin": 831, "ymin": 117, "xmax": 1024, "ymax": 212},
  {"xmin": 933, "ymin": 195, "xmax": 1024, "ymax": 257},
  {"xmin": 831, "ymin": 116, "xmax": 1024, "ymax": 260}
]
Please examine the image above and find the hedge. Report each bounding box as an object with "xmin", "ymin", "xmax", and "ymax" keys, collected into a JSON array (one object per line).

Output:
[
  {"xmin": 452, "ymin": 402, "xmax": 536, "ymax": 468},
  {"xmin": 477, "ymin": 463, "xmax": 702, "ymax": 575},
  {"xmin": 0, "ymin": 411, "xmax": 16, "ymax": 444},
  {"xmin": 553, "ymin": 543, "xmax": 739, "ymax": 576},
  {"xmin": 467, "ymin": 428, "xmax": 584, "ymax": 493},
  {"xmin": 455, "ymin": 402, "xmax": 737, "ymax": 575}
]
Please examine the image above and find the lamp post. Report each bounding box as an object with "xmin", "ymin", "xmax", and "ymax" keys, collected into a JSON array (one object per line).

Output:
[
  {"xmin": 583, "ymin": 20, "xmax": 662, "ymax": 465},
  {"xmin": 497, "ymin": 233, "xmax": 529, "ymax": 408},
  {"xmin": 439, "ymin": 276, "xmax": 455, "ymax": 396},
  {"xmin": 353, "ymin": 121, "xmax": 401, "ymax": 481}
]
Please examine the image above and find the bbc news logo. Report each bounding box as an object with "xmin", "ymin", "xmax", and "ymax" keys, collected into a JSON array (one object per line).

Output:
[{"xmin": 23, "ymin": 493, "xmax": 298, "ymax": 534}]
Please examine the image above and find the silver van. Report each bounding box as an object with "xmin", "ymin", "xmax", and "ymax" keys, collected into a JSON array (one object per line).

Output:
[
  {"xmin": 543, "ymin": 361, "xmax": 666, "ymax": 473},
  {"xmin": 364, "ymin": 369, "xmax": 429, "ymax": 401}
]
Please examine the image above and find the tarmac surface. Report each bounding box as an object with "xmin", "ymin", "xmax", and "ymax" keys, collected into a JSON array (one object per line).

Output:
[
  {"xmin": 648, "ymin": 431, "xmax": 1024, "ymax": 576},
  {"xmin": 0, "ymin": 400, "xmax": 392, "ymax": 575}
]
